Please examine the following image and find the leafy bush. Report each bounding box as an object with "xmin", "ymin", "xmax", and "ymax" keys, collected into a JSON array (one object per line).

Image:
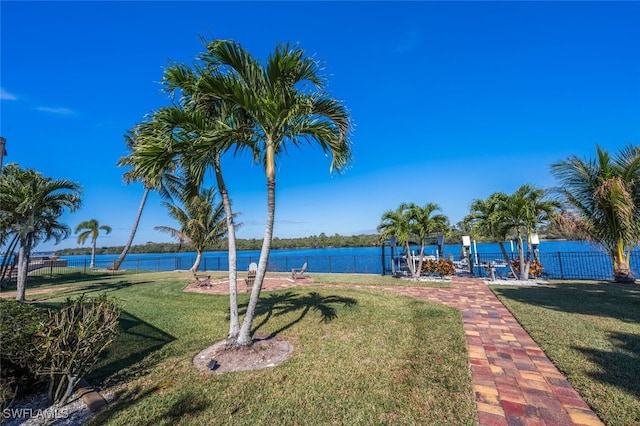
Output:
[
  {"xmin": 510, "ymin": 259, "xmax": 544, "ymax": 278},
  {"xmin": 0, "ymin": 299, "xmax": 48, "ymax": 409},
  {"xmin": 35, "ymin": 294, "xmax": 120, "ymax": 405},
  {"xmin": 421, "ymin": 259, "xmax": 455, "ymax": 277}
]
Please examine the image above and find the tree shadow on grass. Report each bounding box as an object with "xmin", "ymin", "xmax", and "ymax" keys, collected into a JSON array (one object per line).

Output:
[
  {"xmin": 493, "ymin": 281, "xmax": 640, "ymax": 323},
  {"xmin": 238, "ymin": 290, "xmax": 358, "ymax": 339},
  {"xmin": 88, "ymin": 310, "xmax": 176, "ymax": 386},
  {"xmin": 573, "ymin": 331, "xmax": 640, "ymax": 398},
  {"xmin": 90, "ymin": 381, "xmax": 210, "ymax": 426}
]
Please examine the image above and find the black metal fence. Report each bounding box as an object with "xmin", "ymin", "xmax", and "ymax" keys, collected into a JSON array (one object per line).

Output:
[
  {"xmin": 471, "ymin": 251, "xmax": 640, "ymax": 281},
  {"xmin": 9, "ymin": 250, "xmax": 640, "ymax": 281}
]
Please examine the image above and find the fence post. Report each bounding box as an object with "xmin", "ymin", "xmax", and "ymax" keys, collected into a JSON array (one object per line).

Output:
[{"xmin": 557, "ymin": 252, "xmax": 564, "ymax": 280}]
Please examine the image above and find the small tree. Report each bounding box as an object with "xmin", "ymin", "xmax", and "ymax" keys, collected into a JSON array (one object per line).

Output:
[
  {"xmin": 75, "ymin": 219, "xmax": 112, "ymax": 268},
  {"xmin": 154, "ymin": 186, "xmax": 231, "ymax": 272}
]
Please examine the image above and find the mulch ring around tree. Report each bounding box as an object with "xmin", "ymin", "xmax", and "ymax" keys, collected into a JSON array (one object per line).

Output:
[{"xmin": 193, "ymin": 333, "xmax": 294, "ymax": 374}]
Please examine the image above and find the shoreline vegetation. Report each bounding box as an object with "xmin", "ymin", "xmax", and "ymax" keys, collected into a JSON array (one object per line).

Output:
[{"xmin": 53, "ymin": 225, "xmax": 573, "ymax": 257}]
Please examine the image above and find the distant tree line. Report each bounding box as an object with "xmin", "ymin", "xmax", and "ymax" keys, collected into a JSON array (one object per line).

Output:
[{"xmin": 53, "ymin": 225, "xmax": 576, "ymax": 257}]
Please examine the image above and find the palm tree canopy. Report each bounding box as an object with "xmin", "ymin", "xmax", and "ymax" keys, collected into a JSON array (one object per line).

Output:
[
  {"xmin": 154, "ymin": 186, "xmax": 231, "ymax": 253},
  {"xmin": 0, "ymin": 163, "xmax": 82, "ymax": 246},
  {"xmin": 465, "ymin": 185, "xmax": 559, "ymax": 242},
  {"xmin": 75, "ymin": 219, "xmax": 112, "ymax": 245},
  {"xmin": 550, "ymin": 144, "xmax": 640, "ymax": 256},
  {"xmin": 199, "ymin": 40, "xmax": 352, "ymax": 177}
]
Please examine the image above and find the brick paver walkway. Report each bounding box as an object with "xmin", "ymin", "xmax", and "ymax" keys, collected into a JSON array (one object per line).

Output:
[{"xmin": 185, "ymin": 275, "xmax": 604, "ymax": 425}]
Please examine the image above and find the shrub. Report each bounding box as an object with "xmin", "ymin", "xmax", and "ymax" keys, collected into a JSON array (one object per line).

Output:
[
  {"xmin": 0, "ymin": 299, "xmax": 48, "ymax": 409},
  {"xmin": 435, "ymin": 259, "xmax": 455, "ymax": 277},
  {"xmin": 421, "ymin": 259, "xmax": 455, "ymax": 277},
  {"xmin": 510, "ymin": 259, "xmax": 544, "ymax": 278},
  {"xmin": 35, "ymin": 294, "xmax": 120, "ymax": 405}
]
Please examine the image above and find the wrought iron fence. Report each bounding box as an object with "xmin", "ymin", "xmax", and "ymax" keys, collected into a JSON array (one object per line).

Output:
[
  {"xmin": 7, "ymin": 251, "xmax": 640, "ymax": 282},
  {"xmin": 471, "ymin": 251, "xmax": 640, "ymax": 281}
]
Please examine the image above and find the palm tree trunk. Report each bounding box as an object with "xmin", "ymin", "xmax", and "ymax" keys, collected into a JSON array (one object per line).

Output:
[
  {"xmin": 191, "ymin": 251, "xmax": 202, "ymax": 272},
  {"xmin": 109, "ymin": 187, "xmax": 149, "ymax": 270},
  {"xmin": 613, "ymin": 241, "xmax": 636, "ymax": 283},
  {"xmin": 15, "ymin": 237, "xmax": 31, "ymax": 302},
  {"xmin": 90, "ymin": 239, "xmax": 96, "ymax": 268},
  {"xmin": 498, "ymin": 242, "xmax": 518, "ymax": 278},
  {"xmin": 236, "ymin": 177, "xmax": 276, "ymax": 346},
  {"xmin": 415, "ymin": 241, "xmax": 426, "ymax": 278},
  {"xmin": 517, "ymin": 234, "xmax": 526, "ymax": 279},
  {"xmin": 215, "ymin": 159, "xmax": 240, "ymax": 339}
]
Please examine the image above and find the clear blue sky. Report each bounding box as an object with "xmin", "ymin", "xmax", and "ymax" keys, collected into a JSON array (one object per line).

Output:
[{"xmin": 1, "ymin": 1, "xmax": 638, "ymax": 252}]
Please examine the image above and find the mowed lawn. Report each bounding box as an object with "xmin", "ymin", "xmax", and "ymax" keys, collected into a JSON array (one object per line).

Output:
[
  {"xmin": 27, "ymin": 272, "xmax": 477, "ymax": 425},
  {"xmin": 493, "ymin": 281, "xmax": 640, "ymax": 426}
]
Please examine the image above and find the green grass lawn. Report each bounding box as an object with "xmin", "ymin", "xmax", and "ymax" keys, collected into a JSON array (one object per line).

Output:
[
  {"xmin": 30, "ymin": 272, "xmax": 476, "ymax": 425},
  {"xmin": 492, "ymin": 281, "xmax": 640, "ymax": 426}
]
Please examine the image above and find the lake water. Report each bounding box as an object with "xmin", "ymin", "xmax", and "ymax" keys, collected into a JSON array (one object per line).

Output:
[{"xmin": 58, "ymin": 240, "xmax": 640, "ymax": 281}]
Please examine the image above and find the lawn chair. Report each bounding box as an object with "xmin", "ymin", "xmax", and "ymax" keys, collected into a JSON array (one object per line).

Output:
[
  {"xmin": 291, "ymin": 262, "xmax": 308, "ymax": 280},
  {"xmin": 193, "ymin": 273, "xmax": 211, "ymax": 287},
  {"xmin": 245, "ymin": 262, "xmax": 257, "ymax": 292}
]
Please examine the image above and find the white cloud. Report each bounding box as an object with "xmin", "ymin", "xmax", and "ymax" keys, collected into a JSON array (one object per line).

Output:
[
  {"xmin": 36, "ymin": 106, "xmax": 75, "ymax": 115},
  {"xmin": 0, "ymin": 88, "xmax": 17, "ymax": 100}
]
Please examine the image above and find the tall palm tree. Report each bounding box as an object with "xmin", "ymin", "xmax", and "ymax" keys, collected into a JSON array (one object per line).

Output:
[
  {"xmin": 551, "ymin": 144, "xmax": 640, "ymax": 283},
  {"xmin": 201, "ymin": 40, "xmax": 352, "ymax": 346},
  {"xmin": 0, "ymin": 163, "xmax": 81, "ymax": 301},
  {"xmin": 121, "ymin": 97, "xmax": 252, "ymax": 340},
  {"xmin": 154, "ymin": 186, "xmax": 230, "ymax": 272},
  {"xmin": 75, "ymin": 219, "xmax": 112, "ymax": 268},
  {"xmin": 110, "ymin": 121, "xmax": 183, "ymax": 271},
  {"xmin": 157, "ymin": 64, "xmax": 255, "ymax": 340}
]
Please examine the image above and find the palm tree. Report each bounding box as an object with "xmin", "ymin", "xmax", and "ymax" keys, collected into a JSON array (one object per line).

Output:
[
  {"xmin": 110, "ymin": 121, "xmax": 183, "ymax": 271},
  {"xmin": 378, "ymin": 203, "xmax": 449, "ymax": 278},
  {"xmin": 201, "ymin": 40, "xmax": 352, "ymax": 346},
  {"xmin": 0, "ymin": 163, "xmax": 81, "ymax": 301},
  {"xmin": 120, "ymin": 92, "xmax": 253, "ymax": 340},
  {"xmin": 378, "ymin": 203, "xmax": 417, "ymax": 276},
  {"xmin": 156, "ymin": 64, "xmax": 255, "ymax": 340},
  {"xmin": 75, "ymin": 219, "xmax": 111, "ymax": 268},
  {"xmin": 154, "ymin": 186, "xmax": 230, "ymax": 272},
  {"xmin": 551, "ymin": 144, "xmax": 640, "ymax": 283},
  {"xmin": 498, "ymin": 185, "xmax": 559, "ymax": 279},
  {"xmin": 464, "ymin": 194, "xmax": 517, "ymax": 278},
  {"xmin": 465, "ymin": 186, "xmax": 559, "ymax": 279},
  {"xmin": 409, "ymin": 203, "xmax": 450, "ymax": 277}
]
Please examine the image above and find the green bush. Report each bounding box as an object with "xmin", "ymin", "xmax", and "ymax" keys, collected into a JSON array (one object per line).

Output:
[
  {"xmin": 35, "ymin": 294, "xmax": 120, "ymax": 405},
  {"xmin": 421, "ymin": 258, "xmax": 455, "ymax": 277},
  {"xmin": 0, "ymin": 299, "xmax": 48, "ymax": 409}
]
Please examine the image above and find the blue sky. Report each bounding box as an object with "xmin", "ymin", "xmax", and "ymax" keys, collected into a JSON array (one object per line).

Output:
[{"xmin": 1, "ymin": 1, "xmax": 638, "ymax": 252}]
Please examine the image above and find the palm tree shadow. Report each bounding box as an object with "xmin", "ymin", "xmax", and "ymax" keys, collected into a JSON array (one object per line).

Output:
[
  {"xmin": 494, "ymin": 282, "xmax": 640, "ymax": 323},
  {"xmin": 89, "ymin": 310, "xmax": 176, "ymax": 385},
  {"xmin": 573, "ymin": 331, "xmax": 640, "ymax": 398},
  {"xmin": 238, "ymin": 290, "xmax": 358, "ymax": 339}
]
